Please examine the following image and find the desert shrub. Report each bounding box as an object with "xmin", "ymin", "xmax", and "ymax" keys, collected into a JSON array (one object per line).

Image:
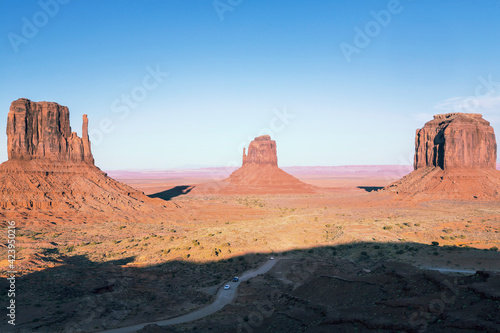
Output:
[
  {"xmin": 66, "ymin": 245, "xmax": 75, "ymax": 253},
  {"xmin": 431, "ymin": 241, "xmax": 439, "ymax": 246},
  {"xmin": 383, "ymin": 226, "xmax": 393, "ymax": 230},
  {"xmin": 373, "ymin": 245, "xmax": 381, "ymax": 249},
  {"xmin": 396, "ymin": 249, "xmax": 404, "ymax": 255},
  {"xmin": 490, "ymin": 246, "xmax": 498, "ymax": 252},
  {"xmin": 443, "ymin": 228, "xmax": 453, "ymax": 233},
  {"xmin": 414, "ymin": 223, "xmax": 421, "ymax": 226}
]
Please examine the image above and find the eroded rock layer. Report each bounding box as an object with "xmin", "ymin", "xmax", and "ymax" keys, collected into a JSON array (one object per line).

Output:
[
  {"xmin": 386, "ymin": 113, "xmax": 500, "ymax": 200},
  {"xmin": 193, "ymin": 135, "xmax": 315, "ymax": 194},
  {"xmin": 242, "ymin": 135, "xmax": 278, "ymax": 166},
  {"xmin": 7, "ymin": 98, "xmax": 94, "ymax": 164},
  {"xmin": 0, "ymin": 99, "xmax": 170, "ymax": 220},
  {"xmin": 414, "ymin": 113, "xmax": 497, "ymax": 170}
]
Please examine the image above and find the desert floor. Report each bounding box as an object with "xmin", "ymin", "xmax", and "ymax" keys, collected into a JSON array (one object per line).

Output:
[{"xmin": 1, "ymin": 166, "xmax": 499, "ymax": 332}]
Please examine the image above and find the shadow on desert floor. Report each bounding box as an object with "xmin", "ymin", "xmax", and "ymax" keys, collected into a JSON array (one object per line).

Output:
[
  {"xmin": 357, "ymin": 186, "xmax": 384, "ymax": 192},
  {"xmin": 2, "ymin": 241, "xmax": 499, "ymax": 332},
  {"xmin": 148, "ymin": 185, "xmax": 195, "ymax": 201}
]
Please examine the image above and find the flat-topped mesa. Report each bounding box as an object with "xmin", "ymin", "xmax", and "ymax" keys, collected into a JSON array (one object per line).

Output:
[
  {"xmin": 242, "ymin": 135, "xmax": 278, "ymax": 166},
  {"xmin": 414, "ymin": 112, "xmax": 497, "ymax": 170},
  {"xmin": 7, "ymin": 98, "xmax": 94, "ymax": 164}
]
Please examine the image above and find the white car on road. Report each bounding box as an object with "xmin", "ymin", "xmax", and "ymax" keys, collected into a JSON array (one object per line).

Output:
[{"xmin": 224, "ymin": 285, "xmax": 230, "ymax": 290}]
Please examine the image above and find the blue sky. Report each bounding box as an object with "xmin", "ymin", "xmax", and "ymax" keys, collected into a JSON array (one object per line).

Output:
[{"xmin": 1, "ymin": 0, "xmax": 500, "ymax": 169}]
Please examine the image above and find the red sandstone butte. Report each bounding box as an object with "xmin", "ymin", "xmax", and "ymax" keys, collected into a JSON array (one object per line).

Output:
[
  {"xmin": 386, "ymin": 113, "xmax": 500, "ymax": 200},
  {"xmin": 194, "ymin": 135, "xmax": 316, "ymax": 194},
  {"xmin": 414, "ymin": 113, "xmax": 496, "ymax": 170},
  {"xmin": 7, "ymin": 98, "xmax": 94, "ymax": 164},
  {"xmin": 242, "ymin": 135, "xmax": 278, "ymax": 166},
  {"xmin": 0, "ymin": 98, "xmax": 168, "ymax": 219}
]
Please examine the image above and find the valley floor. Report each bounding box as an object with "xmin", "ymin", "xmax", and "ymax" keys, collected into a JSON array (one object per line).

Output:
[{"xmin": 1, "ymin": 168, "xmax": 499, "ymax": 332}]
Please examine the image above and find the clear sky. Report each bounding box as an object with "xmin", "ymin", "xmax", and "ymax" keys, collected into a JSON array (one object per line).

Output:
[{"xmin": 1, "ymin": 0, "xmax": 500, "ymax": 170}]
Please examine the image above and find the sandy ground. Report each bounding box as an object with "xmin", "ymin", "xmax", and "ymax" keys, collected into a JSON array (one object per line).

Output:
[{"xmin": 0, "ymin": 166, "xmax": 499, "ymax": 332}]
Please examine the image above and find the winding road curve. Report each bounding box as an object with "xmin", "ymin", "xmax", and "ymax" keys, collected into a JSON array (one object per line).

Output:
[{"xmin": 100, "ymin": 258, "xmax": 278, "ymax": 333}]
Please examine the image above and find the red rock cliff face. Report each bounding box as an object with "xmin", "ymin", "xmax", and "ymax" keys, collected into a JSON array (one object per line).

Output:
[
  {"xmin": 414, "ymin": 113, "xmax": 497, "ymax": 170},
  {"xmin": 242, "ymin": 135, "xmax": 278, "ymax": 166},
  {"xmin": 7, "ymin": 98, "xmax": 94, "ymax": 164},
  {"xmin": 386, "ymin": 112, "xmax": 500, "ymax": 200}
]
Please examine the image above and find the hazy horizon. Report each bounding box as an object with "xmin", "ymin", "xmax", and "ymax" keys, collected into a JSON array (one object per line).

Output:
[{"xmin": 2, "ymin": 1, "xmax": 500, "ymax": 170}]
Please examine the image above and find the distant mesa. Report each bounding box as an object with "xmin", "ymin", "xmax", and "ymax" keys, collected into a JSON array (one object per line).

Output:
[
  {"xmin": 192, "ymin": 135, "xmax": 316, "ymax": 195},
  {"xmin": 0, "ymin": 98, "xmax": 169, "ymax": 219},
  {"xmin": 386, "ymin": 113, "xmax": 500, "ymax": 200}
]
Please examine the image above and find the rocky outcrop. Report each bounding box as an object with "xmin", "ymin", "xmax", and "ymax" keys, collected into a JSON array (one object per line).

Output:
[
  {"xmin": 242, "ymin": 135, "xmax": 278, "ymax": 166},
  {"xmin": 414, "ymin": 113, "xmax": 497, "ymax": 170},
  {"xmin": 193, "ymin": 135, "xmax": 315, "ymax": 194},
  {"xmin": 0, "ymin": 98, "xmax": 170, "ymax": 220},
  {"xmin": 386, "ymin": 113, "xmax": 500, "ymax": 200},
  {"xmin": 7, "ymin": 98, "xmax": 94, "ymax": 164}
]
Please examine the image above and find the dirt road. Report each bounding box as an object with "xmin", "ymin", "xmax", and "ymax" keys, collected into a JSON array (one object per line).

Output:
[{"xmin": 99, "ymin": 258, "xmax": 278, "ymax": 333}]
